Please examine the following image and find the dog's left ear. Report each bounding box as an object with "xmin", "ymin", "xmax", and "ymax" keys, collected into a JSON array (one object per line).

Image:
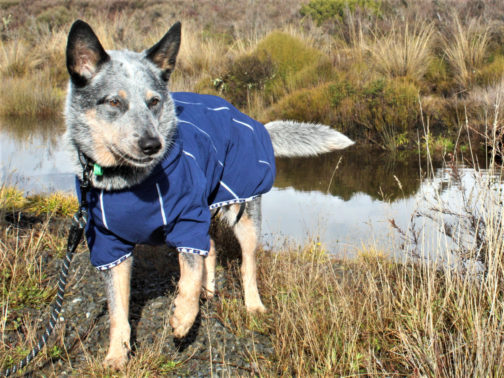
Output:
[{"xmin": 145, "ymin": 21, "xmax": 181, "ymax": 82}]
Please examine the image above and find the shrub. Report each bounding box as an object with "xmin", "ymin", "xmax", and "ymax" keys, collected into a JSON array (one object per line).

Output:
[
  {"xmin": 267, "ymin": 83, "xmax": 335, "ymax": 126},
  {"xmin": 212, "ymin": 54, "xmax": 275, "ymax": 108},
  {"xmin": 358, "ymin": 78, "xmax": 419, "ymax": 134},
  {"xmin": 300, "ymin": 0, "xmax": 381, "ymax": 25},
  {"xmin": 476, "ymin": 54, "xmax": 504, "ymax": 86},
  {"xmin": 254, "ymin": 31, "xmax": 327, "ymax": 100},
  {"xmin": 423, "ymin": 55, "xmax": 454, "ymax": 95},
  {"xmin": 289, "ymin": 57, "xmax": 336, "ymax": 91},
  {"xmin": 207, "ymin": 31, "xmax": 334, "ymax": 110}
]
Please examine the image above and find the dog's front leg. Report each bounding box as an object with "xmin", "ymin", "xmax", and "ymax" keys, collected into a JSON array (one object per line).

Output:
[
  {"xmin": 103, "ymin": 258, "xmax": 132, "ymax": 370},
  {"xmin": 170, "ymin": 253, "xmax": 203, "ymax": 338}
]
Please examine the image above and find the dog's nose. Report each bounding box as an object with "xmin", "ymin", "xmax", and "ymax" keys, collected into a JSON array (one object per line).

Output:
[{"xmin": 138, "ymin": 136, "xmax": 162, "ymax": 155}]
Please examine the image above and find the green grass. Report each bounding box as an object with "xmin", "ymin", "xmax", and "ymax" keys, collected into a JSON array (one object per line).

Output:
[{"xmin": 0, "ymin": 187, "xmax": 78, "ymax": 216}]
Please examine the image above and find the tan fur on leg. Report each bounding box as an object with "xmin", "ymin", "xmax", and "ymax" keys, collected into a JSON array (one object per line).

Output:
[
  {"xmin": 170, "ymin": 253, "xmax": 203, "ymax": 338},
  {"xmin": 103, "ymin": 258, "xmax": 132, "ymax": 370},
  {"xmin": 232, "ymin": 210, "xmax": 266, "ymax": 313},
  {"xmin": 202, "ymin": 239, "xmax": 216, "ymax": 299}
]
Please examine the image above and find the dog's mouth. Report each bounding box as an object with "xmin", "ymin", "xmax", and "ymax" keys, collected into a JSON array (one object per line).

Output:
[{"xmin": 109, "ymin": 145, "xmax": 157, "ymax": 167}]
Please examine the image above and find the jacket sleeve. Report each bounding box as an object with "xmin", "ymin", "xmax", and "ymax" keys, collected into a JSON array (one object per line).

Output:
[
  {"xmin": 163, "ymin": 192, "xmax": 212, "ymax": 256},
  {"xmin": 85, "ymin": 219, "xmax": 135, "ymax": 270}
]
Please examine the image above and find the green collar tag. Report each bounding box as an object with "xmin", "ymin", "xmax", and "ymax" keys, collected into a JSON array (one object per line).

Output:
[{"xmin": 93, "ymin": 163, "xmax": 103, "ymax": 176}]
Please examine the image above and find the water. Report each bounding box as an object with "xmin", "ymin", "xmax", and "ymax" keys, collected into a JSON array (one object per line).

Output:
[{"xmin": 1, "ymin": 118, "xmax": 499, "ymax": 258}]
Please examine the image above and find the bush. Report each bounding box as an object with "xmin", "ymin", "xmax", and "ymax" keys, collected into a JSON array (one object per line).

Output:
[
  {"xmin": 476, "ymin": 55, "xmax": 504, "ymax": 86},
  {"xmin": 423, "ymin": 56, "xmax": 454, "ymax": 95},
  {"xmin": 212, "ymin": 54, "xmax": 274, "ymax": 108},
  {"xmin": 300, "ymin": 0, "xmax": 381, "ymax": 25},
  {"xmin": 255, "ymin": 31, "xmax": 327, "ymax": 100},
  {"xmin": 207, "ymin": 31, "xmax": 334, "ymax": 109},
  {"xmin": 268, "ymin": 83, "xmax": 335, "ymax": 125}
]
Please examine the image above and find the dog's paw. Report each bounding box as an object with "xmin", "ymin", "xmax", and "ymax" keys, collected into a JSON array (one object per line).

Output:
[
  {"xmin": 170, "ymin": 302, "xmax": 199, "ymax": 338},
  {"xmin": 102, "ymin": 352, "xmax": 128, "ymax": 371},
  {"xmin": 246, "ymin": 301, "xmax": 267, "ymax": 314},
  {"xmin": 170, "ymin": 315, "xmax": 193, "ymax": 338}
]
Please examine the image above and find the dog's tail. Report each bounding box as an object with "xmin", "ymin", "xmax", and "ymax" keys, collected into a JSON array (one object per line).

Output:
[{"xmin": 264, "ymin": 120, "xmax": 354, "ymax": 158}]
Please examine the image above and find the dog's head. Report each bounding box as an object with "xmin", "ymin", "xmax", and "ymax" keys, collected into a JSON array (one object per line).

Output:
[{"xmin": 65, "ymin": 20, "xmax": 181, "ymax": 169}]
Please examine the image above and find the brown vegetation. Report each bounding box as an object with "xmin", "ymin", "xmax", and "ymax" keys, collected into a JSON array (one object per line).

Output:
[{"xmin": 0, "ymin": 0, "xmax": 503, "ymax": 150}]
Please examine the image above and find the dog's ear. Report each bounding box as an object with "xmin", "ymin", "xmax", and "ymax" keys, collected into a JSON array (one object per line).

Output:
[
  {"xmin": 66, "ymin": 20, "xmax": 110, "ymax": 87},
  {"xmin": 145, "ymin": 21, "xmax": 181, "ymax": 82}
]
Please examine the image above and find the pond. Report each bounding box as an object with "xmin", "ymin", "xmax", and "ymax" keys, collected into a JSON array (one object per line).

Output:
[{"xmin": 0, "ymin": 118, "xmax": 497, "ymax": 260}]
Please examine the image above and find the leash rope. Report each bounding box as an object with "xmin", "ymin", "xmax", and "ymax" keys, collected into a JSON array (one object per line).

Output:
[{"xmin": 2, "ymin": 158, "xmax": 92, "ymax": 377}]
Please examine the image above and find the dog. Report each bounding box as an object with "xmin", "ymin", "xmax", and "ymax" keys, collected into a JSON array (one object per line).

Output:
[{"xmin": 64, "ymin": 19, "xmax": 354, "ymax": 369}]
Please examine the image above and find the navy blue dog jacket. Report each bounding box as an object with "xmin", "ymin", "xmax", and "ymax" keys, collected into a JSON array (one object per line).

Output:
[{"xmin": 77, "ymin": 93, "xmax": 276, "ymax": 270}]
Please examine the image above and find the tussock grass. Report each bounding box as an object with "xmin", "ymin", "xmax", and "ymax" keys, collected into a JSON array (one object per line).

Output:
[
  {"xmin": 443, "ymin": 16, "xmax": 491, "ymax": 89},
  {"xmin": 0, "ymin": 1, "xmax": 503, "ymax": 150},
  {"xmin": 364, "ymin": 22, "xmax": 436, "ymax": 80},
  {"xmin": 3, "ymin": 132, "xmax": 504, "ymax": 375},
  {"xmin": 0, "ymin": 75, "xmax": 63, "ymax": 119}
]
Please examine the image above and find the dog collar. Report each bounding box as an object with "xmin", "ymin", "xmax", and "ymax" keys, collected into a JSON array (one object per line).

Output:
[{"xmin": 78, "ymin": 151, "xmax": 102, "ymax": 179}]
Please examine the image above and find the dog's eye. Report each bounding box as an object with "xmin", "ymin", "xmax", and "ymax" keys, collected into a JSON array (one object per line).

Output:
[
  {"xmin": 148, "ymin": 98, "xmax": 160, "ymax": 108},
  {"xmin": 108, "ymin": 99, "xmax": 121, "ymax": 107}
]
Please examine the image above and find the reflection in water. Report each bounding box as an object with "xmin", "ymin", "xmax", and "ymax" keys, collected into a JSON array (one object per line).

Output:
[
  {"xmin": 1, "ymin": 117, "xmax": 65, "ymax": 146},
  {"xmin": 265, "ymin": 149, "xmax": 495, "ymax": 259},
  {"xmin": 0, "ymin": 122, "xmax": 495, "ymax": 259},
  {"xmin": 0, "ymin": 118, "xmax": 73, "ymax": 193},
  {"xmin": 275, "ymin": 147, "xmax": 424, "ymax": 201}
]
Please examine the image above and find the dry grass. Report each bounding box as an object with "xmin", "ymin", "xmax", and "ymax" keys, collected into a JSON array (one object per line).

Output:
[
  {"xmin": 217, "ymin": 212, "xmax": 504, "ymax": 375},
  {"xmin": 2, "ymin": 0, "xmax": 504, "ymax": 375},
  {"xmin": 0, "ymin": 1, "xmax": 502, "ymax": 149},
  {"xmin": 363, "ymin": 22, "xmax": 436, "ymax": 80},
  {"xmin": 443, "ymin": 16, "xmax": 491, "ymax": 89}
]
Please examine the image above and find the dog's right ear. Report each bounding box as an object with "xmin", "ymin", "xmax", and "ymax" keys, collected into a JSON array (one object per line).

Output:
[{"xmin": 66, "ymin": 20, "xmax": 109, "ymax": 87}]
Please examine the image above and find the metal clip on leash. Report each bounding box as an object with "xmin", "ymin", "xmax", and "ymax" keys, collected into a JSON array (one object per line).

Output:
[{"xmin": 2, "ymin": 158, "xmax": 92, "ymax": 377}]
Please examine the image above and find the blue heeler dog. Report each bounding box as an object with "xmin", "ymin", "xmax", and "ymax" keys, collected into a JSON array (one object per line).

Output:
[{"xmin": 64, "ymin": 19, "xmax": 354, "ymax": 369}]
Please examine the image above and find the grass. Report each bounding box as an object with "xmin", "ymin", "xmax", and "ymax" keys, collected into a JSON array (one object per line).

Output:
[
  {"xmin": 443, "ymin": 16, "xmax": 491, "ymax": 90},
  {"xmin": 0, "ymin": 187, "xmax": 78, "ymax": 217},
  {"xmin": 2, "ymin": 1, "xmax": 504, "ymax": 374},
  {"xmin": 363, "ymin": 22, "xmax": 436, "ymax": 80}
]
